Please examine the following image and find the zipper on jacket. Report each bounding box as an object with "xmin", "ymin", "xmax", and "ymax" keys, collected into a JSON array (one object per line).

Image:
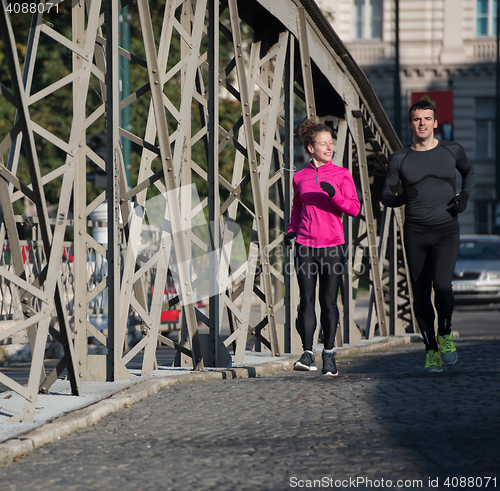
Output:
[{"xmin": 315, "ymin": 166, "xmax": 319, "ymax": 185}]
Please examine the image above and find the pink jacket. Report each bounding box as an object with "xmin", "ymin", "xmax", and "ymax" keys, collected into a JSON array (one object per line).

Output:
[{"xmin": 287, "ymin": 161, "xmax": 360, "ymax": 248}]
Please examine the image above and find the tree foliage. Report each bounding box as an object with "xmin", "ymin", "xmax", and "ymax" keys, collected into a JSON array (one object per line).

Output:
[{"xmin": 0, "ymin": 2, "xmax": 265, "ymax": 244}]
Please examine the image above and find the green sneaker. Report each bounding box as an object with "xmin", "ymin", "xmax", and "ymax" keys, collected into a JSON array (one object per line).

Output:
[
  {"xmin": 424, "ymin": 350, "xmax": 442, "ymax": 372},
  {"xmin": 438, "ymin": 333, "xmax": 458, "ymax": 365}
]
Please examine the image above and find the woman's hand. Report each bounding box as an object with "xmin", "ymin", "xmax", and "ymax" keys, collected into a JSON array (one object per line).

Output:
[
  {"xmin": 320, "ymin": 181, "xmax": 335, "ymax": 198},
  {"xmin": 284, "ymin": 231, "xmax": 296, "ymax": 247}
]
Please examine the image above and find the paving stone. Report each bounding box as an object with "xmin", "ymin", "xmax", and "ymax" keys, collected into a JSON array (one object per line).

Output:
[{"xmin": 0, "ymin": 338, "xmax": 498, "ymax": 491}]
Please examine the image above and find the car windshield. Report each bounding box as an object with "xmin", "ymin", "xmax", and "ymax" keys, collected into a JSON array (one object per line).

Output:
[{"xmin": 457, "ymin": 240, "xmax": 500, "ymax": 260}]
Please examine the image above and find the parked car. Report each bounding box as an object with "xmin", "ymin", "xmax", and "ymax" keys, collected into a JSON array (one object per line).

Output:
[{"xmin": 452, "ymin": 235, "xmax": 500, "ymax": 304}]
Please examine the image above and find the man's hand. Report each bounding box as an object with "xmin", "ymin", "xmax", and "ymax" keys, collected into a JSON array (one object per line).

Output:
[
  {"xmin": 448, "ymin": 192, "xmax": 468, "ymax": 215},
  {"xmin": 402, "ymin": 185, "xmax": 418, "ymax": 203},
  {"xmin": 320, "ymin": 181, "xmax": 335, "ymax": 198},
  {"xmin": 284, "ymin": 231, "xmax": 296, "ymax": 247}
]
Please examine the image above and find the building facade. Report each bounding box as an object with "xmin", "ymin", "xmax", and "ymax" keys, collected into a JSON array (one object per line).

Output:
[{"xmin": 316, "ymin": 0, "xmax": 499, "ymax": 234}]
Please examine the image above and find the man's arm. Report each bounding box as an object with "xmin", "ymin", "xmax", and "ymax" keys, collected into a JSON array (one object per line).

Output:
[
  {"xmin": 456, "ymin": 154, "xmax": 476, "ymax": 199},
  {"xmin": 441, "ymin": 141, "xmax": 476, "ymax": 215},
  {"xmin": 442, "ymin": 141, "xmax": 476, "ymax": 199},
  {"xmin": 381, "ymin": 152, "xmax": 413, "ymax": 208}
]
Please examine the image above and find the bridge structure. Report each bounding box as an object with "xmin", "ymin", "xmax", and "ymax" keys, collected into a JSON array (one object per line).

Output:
[{"xmin": 0, "ymin": 0, "xmax": 415, "ymax": 422}]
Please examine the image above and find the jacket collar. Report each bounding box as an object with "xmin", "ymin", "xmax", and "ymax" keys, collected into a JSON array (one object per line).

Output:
[{"xmin": 308, "ymin": 160, "xmax": 333, "ymax": 170}]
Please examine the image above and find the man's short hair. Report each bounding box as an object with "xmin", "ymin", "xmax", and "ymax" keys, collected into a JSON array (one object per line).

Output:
[{"xmin": 408, "ymin": 100, "xmax": 436, "ymax": 121}]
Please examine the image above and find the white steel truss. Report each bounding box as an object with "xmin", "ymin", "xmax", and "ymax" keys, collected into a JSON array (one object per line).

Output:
[{"xmin": 0, "ymin": 0, "xmax": 415, "ymax": 422}]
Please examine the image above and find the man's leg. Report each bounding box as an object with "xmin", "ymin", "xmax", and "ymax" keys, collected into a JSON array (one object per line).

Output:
[
  {"xmin": 432, "ymin": 222, "xmax": 460, "ymax": 364},
  {"xmin": 404, "ymin": 224, "xmax": 438, "ymax": 352},
  {"xmin": 432, "ymin": 222, "xmax": 460, "ymax": 335}
]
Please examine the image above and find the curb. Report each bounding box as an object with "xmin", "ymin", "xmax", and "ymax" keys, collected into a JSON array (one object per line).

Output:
[{"xmin": 0, "ymin": 335, "xmax": 420, "ymax": 465}]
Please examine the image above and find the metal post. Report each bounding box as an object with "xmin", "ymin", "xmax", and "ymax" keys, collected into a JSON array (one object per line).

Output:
[
  {"xmin": 284, "ymin": 37, "xmax": 294, "ymax": 354},
  {"xmin": 72, "ymin": 0, "xmax": 87, "ymax": 382},
  {"xmin": 394, "ymin": 0, "xmax": 401, "ymax": 138},
  {"xmin": 105, "ymin": 0, "xmax": 126, "ymax": 381},
  {"xmin": 495, "ymin": 0, "xmax": 500, "ymax": 232},
  {"xmin": 208, "ymin": 0, "xmax": 220, "ymax": 366},
  {"xmin": 120, "ymin": 5, "xmax": 132, "ymax": 189}
]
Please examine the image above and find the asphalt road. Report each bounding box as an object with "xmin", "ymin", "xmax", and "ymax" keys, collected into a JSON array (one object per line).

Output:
[{"xmin": 452, "ymin": 304, "xmax": 500, "ymax": 338}]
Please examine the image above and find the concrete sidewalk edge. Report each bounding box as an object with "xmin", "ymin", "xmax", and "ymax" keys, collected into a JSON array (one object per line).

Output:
[{"xmin": 0, "ymin": 334, "xmax": 421, "ymax": 465}]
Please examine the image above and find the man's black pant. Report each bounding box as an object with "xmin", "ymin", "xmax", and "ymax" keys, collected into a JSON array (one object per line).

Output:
[{"xmin": 404, "ymin": 220, "xmax": 459, "ymax": 351}]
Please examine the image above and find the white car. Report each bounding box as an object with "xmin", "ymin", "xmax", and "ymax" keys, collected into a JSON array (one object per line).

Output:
[{"xmin": 453, "ymin": 235, "xmax": 500, "ymax": 304}]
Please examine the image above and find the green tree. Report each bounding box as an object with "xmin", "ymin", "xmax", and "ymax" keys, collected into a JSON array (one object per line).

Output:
[{"xmin": 0, "ymin": 2, "xmax": 273, "ymax": 248}]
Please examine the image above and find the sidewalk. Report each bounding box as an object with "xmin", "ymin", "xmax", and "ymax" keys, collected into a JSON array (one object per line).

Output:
[{"xmin": 0, "ymin": 331, "xmax": 419, "ymax": 465}]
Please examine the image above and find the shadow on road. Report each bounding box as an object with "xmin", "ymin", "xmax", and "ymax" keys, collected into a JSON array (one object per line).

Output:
[{"xmin": 300, "ymin": 338, "xmax": 500, "ymax": 487}]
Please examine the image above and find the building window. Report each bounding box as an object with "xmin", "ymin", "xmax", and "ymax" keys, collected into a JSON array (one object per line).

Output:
[
  {"xmin": 476, "ymin": 0, "xmax": 498, "ymax": 36},
  {"xmin": 354, "ymin": 0, "xmax": 383, "ymax": 40},
  {"xmin": 474, "ymin": 97, "xmax": 496, "ymax": 159},
  {"xmin": 475, "ymin": 200, "xmax": 497, "ymax": 234}
]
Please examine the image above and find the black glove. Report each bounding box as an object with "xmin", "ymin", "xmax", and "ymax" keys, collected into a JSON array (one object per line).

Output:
[
  {"xmin": 320, "ymin": 181, "xmax": 335, "ymax": 198},
  {"xmin": 448, "ymin": 192, "xmax": 468, "ymax": 215},
  {"xmin": 284, "ymin": 231, "xmax": 296, "ymax": 247},
  {"xmin": 402, "ymin": 185, "xmax": 418, "ymax": 203}
]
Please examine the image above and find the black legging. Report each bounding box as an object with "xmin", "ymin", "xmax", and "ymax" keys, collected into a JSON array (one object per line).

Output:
[
  {"xmin": 404, "ymin": 220, "xmax": 459, "ymax": 351},
  {"xmin": 294, "ymin": 243, "xmax": 346, "ymax": 351}
]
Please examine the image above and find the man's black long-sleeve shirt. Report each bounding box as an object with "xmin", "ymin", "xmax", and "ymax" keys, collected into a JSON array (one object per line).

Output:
[{"xmin": 381, "ymin": 140, "xmax": 476, "ymax": 226}]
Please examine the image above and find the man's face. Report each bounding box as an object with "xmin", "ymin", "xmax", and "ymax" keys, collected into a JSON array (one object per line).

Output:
[{"xmin": 408, "ymin": 109, "xmax": 438, "ymax": 141}]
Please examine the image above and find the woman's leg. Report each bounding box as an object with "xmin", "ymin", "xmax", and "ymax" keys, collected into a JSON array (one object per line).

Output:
[
  {"xmin": 317, "ymin": 246, "xmax": 346, "ymax": 350},
  {"xmin": 294, "ymin": 244, "xmax": 318, "ymax": 351}
]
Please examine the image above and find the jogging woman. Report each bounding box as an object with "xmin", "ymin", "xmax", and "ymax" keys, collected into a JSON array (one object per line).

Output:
[{"xmin": 285, "ymin": 119, "xmax": 360, "ymax": 375}]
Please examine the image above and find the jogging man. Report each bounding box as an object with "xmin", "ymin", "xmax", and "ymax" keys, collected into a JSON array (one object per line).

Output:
[{"xmin": 382, "ymin": 100, "xmax": 476, "ymax": 371}]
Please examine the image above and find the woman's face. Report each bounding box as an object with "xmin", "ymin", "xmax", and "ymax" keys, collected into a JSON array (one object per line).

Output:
[{"xmin": 308, "ymin": 131, "xmax": 334, "ymax": 164}]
